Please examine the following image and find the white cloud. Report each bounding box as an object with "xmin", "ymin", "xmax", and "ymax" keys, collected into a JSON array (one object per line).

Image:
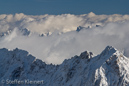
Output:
[
  {"xmin": 0, "ymin": 21, "xmax": 129, "ymax": 64},
  {"xmin": 0, "ymin": 12, "xmax": 129, "ymax": 34},
  {"xmin": 0, "ymin": 13, "xmax": 129, "ymax": 64}
]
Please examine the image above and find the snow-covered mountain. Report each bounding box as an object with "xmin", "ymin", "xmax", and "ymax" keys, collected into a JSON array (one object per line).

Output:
[
  {"xmin": 76, "ymin": 25, "xmax": 101, "ymax": 32},
  {"xmin": 0, "ymin": 28, "xmax": 31, "ymax": 37},
  {"xmin": 0, "ymin": 46, "xmax": 129, "ymax": 86},
  {"xmin": 0, "ymin": 28, "xmax": 53, "ymax": 38}
]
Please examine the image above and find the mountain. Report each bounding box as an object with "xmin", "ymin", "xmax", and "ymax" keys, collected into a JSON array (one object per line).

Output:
[
  {"xmin": 0, "ymin": 28, "xmax": 54, "ymax": 38},
  {"xmin": 76, "ymin": 25, "xmax": 101, "ymax": 32},
  {"xmin": 76, "ymin": 26, "xmax": 86, "ymax": 32},
  {"xmin": 0, "ymin": 46, "xmax": 129, "ymax": 86},
  {"xmin": 0, "ymin": 30, "xmax": 12, "ymax": 37},
  {"xmin": 0, "ymin": 28, "xmax": 31, "ymax": 37}
]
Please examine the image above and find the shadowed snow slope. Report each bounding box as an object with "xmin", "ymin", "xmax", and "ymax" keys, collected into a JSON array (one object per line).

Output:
[{"xmin": 0, "ymin": 46, "xmax": 129, "ymax": 86}]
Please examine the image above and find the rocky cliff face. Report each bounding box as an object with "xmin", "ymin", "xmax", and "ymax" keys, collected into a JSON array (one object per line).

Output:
[{"xmin": 0, "ymin": 46, "xmax": 129, "ymax": 86}]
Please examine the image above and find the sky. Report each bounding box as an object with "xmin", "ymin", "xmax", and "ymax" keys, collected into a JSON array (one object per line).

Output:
[{"xmin": 0, "ymin": 0, "xmax": 129, "ymax": 15}]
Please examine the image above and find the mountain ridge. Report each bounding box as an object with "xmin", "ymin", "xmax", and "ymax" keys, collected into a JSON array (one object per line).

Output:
[{"xmin": 0, "ymin": 46, "xmax": 129, "ymax": 86}]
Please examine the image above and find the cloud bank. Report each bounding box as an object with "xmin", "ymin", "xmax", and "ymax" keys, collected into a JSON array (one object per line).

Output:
[
  {"xmin": 0, "ymin": 21, "xmax": 129, "ymax": 64},
  {"xmin": 0, "ymin": 12, "xmax": 129, "ymax": 34}
]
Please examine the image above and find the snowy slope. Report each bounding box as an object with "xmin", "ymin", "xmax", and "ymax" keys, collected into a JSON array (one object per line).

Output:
[{"xmin": 0, "ymin": 46, "xmax": 129, "ymax": 86}]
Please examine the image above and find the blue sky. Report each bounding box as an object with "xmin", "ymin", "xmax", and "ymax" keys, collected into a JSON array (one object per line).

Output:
[{"xmin": 0, "ymin": 0, "xmax": 129, "ymax": 15}]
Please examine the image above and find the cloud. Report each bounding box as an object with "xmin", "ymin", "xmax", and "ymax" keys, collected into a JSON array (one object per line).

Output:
[
  {"xmin": 1, "ymin": 12, "xmax": 129, "ymax": 34},
  {"xmin": 0, "ymin": 21, "xmax": 129, "ymax": 64},
  {"xmin": 0, "ymin": 13, "xmax": 129, "ymax": 64}
]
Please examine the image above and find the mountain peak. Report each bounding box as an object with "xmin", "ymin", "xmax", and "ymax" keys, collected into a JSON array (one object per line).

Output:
[
  {"xmin": 0, "ymin": 47, "xmax": 129, "ymax": 86},
  {"xmin": 87, "ymin": 12, "xmax": 96, "ymax": 17},
  {"xmin": 79, "ymin": 51, "xmax": 93, "ymax": 59},
  {"xmin": 105, "ymin": 45, "xmax": 116, "ymax": 50},
  {"xmin": 100, "ymin": 46, "xmax": 117, "ymax": 57}
]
